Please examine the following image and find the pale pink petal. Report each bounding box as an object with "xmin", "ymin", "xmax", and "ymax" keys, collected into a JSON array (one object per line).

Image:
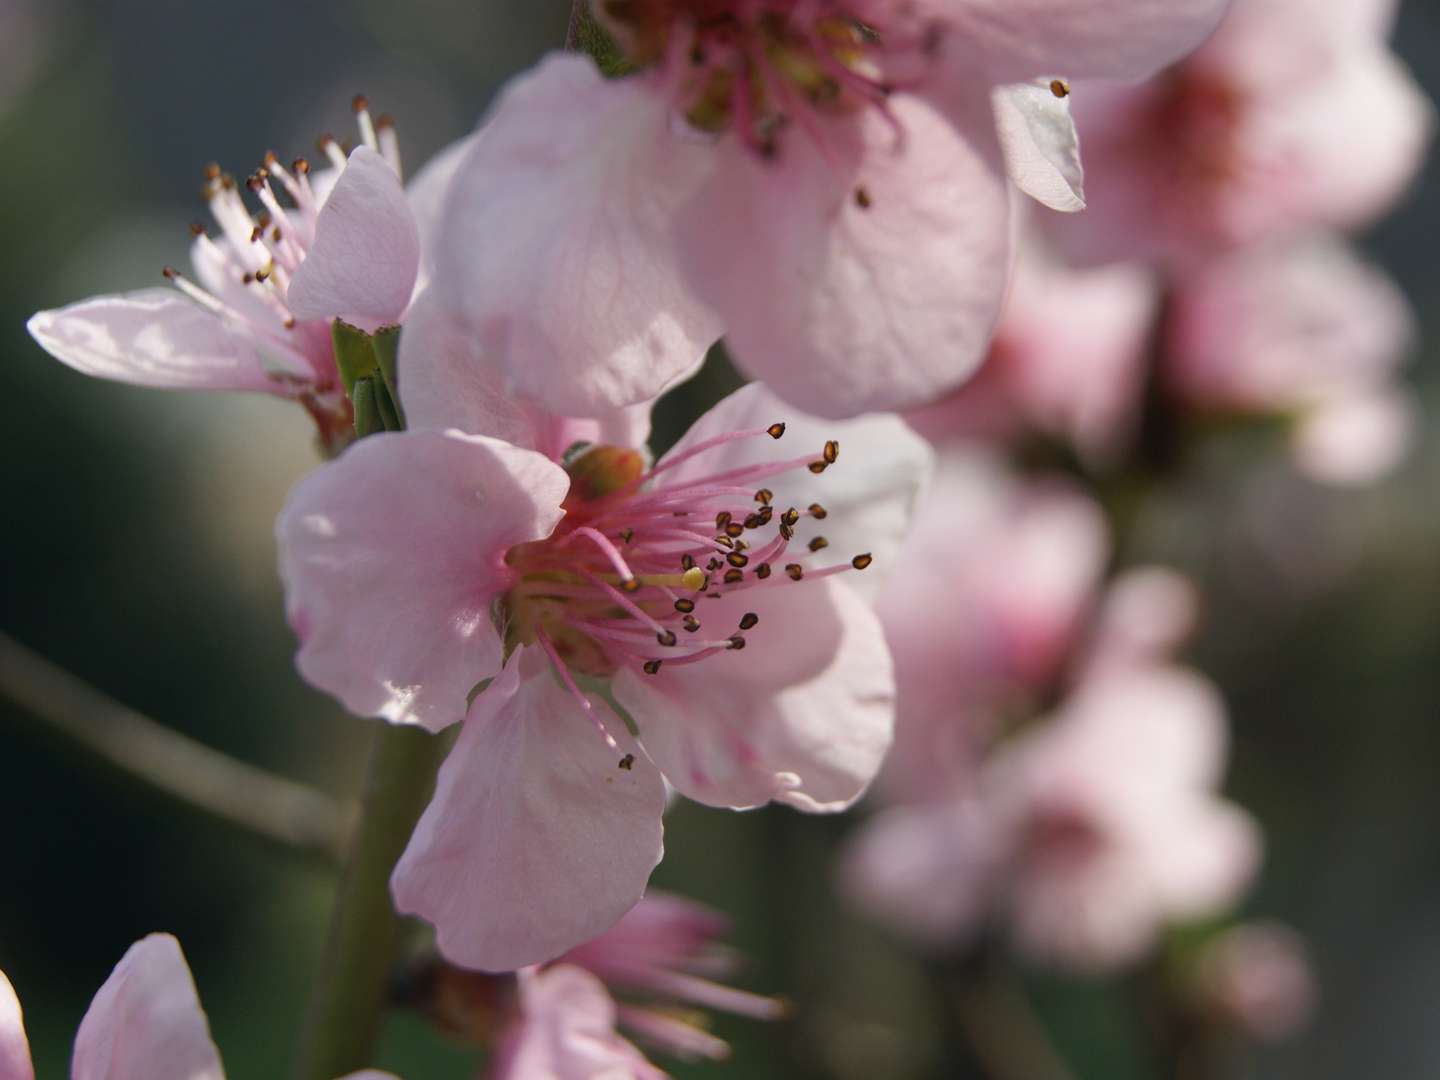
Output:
[
  {"xmin": 397, "ymin": 291, "xmax": 656, "ymax": 458},
  {"xmin": 1199, "ymin": 922, "xmax": 1317, "ymax": 1040},
  {"xmin": 404, "ymin": 133, "xmax": 479, "ymax": 268},
  {"xmin": 0, "ymin": 970, "xmax": 32, "ymax": 1080},
  {"xmin": 493, "ymin": 966, "xmax": 664, "ymax": 1080},
  {"xmin": 392, "ymin": 657, "xmax": 667, "ymax": 972},
  {"xmin": 71, "ymin": 934, "xmax": 224, "ymax": 1080},
  {"xmin": 426, "ymin": 53, "xmax": 719, "ymax": 415},
  {"xmin": 1291, "ymin": 388, "xmax": 1418, "ymax": 487},
  {"xmin": 276, "ymin": 430, "xmax": 569, "ymax": 733},
  {"xmin": 615, "ymin": 577, "xmax": 894, "ymax": 812},
  {"xmin": 992, "ymin": 81, "xmax": 1085, "ymax": 212},
  {"xmin": 652, "ymin": 381, "xmax": 932, "ymax": 600},
  {"xmin": 940, "ymin": 0, "xmax": 1231, "ymax": 82},
  {"xmin": 287, "ymin": 147, "xmax": 421, "ymax": 327},
  {"xmin": 27, "ymin": 291, "xmax": 279, "ymax": 394},
  {"xmin": 674, "ymin": 91, "xmax": 1010, "ymax": 418},
  {"xmin": 1141, "ymin": 800, "xmax": 1261, "ymax": 919},
  {"xmin": 1084, "ymin": 567, "xmax": 1199, "ymax": 675},
  {"xmin": 337, "ymin": 1073, "xmax": 403, "ymax": 1079}
]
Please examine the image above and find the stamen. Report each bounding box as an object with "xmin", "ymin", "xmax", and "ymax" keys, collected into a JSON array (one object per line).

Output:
[
  {"xmin": 534, "ymin": 628, "xmax": 619, "ymax": 752},
  {"xmin": 352, "ymin": 94, "xmax": 380, "ymax": 152}
]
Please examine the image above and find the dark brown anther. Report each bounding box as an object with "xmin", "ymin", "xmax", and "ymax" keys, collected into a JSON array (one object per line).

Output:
[
  {"xmin": 808, "ymin": 461, "xmax": 829, "ymax": 475},
  {"xmin": 683, "ymin": 615, "xmax": 701, "ymax": 633},
  {"xmin": 808, "ymin": 536, "xmax": 829, "ymax": 552},
  {"xmin": 680, "ymin": 553, "xmax": 697, "ymax": 571},
  {"xmin": 823, "ymin": 440, "xmax": 839, "ymax": 464},
  {"xmin": 352, "ymin": 93, "xmax": 370, "ymax": 112},
  {"xmin": 283, "ymin": 317, "xmax": 297, "ymax": 329},
  {"xmin": 188, "ymin": 221, "xmax": 206, "ymax": 237},
  {"xmin": 1049, "ymin": 79, "xmax": 1070, "ymax": 98},
  {"xmin": 755, "ymin": 563, "xmax": 772, "ymax": 580},
  {"xmin": 707, "ymin": 558, "xmax": 722, "ymax": 571},
  {"xmin": 779, "ymin": 523, "xmax": 795, "ymax": 541},
  {"xmin": 317, "ymin": 134, "xmax": 336, "ymax": 153},
  {"xmin": 376, "ymin": 113, "xmax": 396, "ymax": 130},
  {"xmin": 242, "ymin": 272, "xmax": 255, "ymax": 284},
  {"xmin": 781, "ymin": 508, "xmax": 800, "ymax": 528},
  {"xmin": 715, "ymin": 511, "xmax": 733, "ymax": 530},
  {"xmin": 785, "ymin": 564, "xmax": 804, "ymax": 581},
  {"xmin": 656, "ymin": 629, "xmax": 678, "ymax": 647},
  {"xmin": 854, "ymin": 185, "xmax": 873, "ymax": 209},
  {"xmin": 755, "ymin": 488, "xmax": 773, "ymax": 505},
  {"xmin": 618, "ymin": 753, "xmax": 635, "ymax": 770},
  {"xmin": 739, "ymin": 612, "xmax": 759, "ymax": 630},
  {"xmin": 726, "ymin": 551, "xmax": 749, "ymax": 568},
  {"xmin": 250, "ymin": 225, "xmax": 263, "ymax": 243},
  {"xmin": 743, "ymin": 512, "xmax": 763, "ymax": 530},
  {"xmin": 674, "ymin": 598, "xmax": 696, "ymax": 614},
  {"xmin": 851, "ymin": 553, "xmax": 874, "ymax": 570},
  {"xmin": 618, "ymin": 528, "xmax": 634, "ymax": 544},
  {"xmin": 724, "ymin": 522, "xmax": 745, "ymax": 539},
  {"xmin": 733, "ymin": 539, "xmax": 749, "ymax": 552},
  {"xmin": 271, "ymin": 227, "xmax": 283, "ymax": 243},
  {"xmin": 714, "ymin": 535, "xmax": 734, "ymax": 550},
  {"xmin": 723, "ymin": 568, "xmax": 745, "ymax": 585},
  {"xmin": 256, "ymin": 211, "xmax": 272, "ymax": 228},
  {"xmin": 808, "ymin": 503, "xmax": 828, "ymax": 519},
  {"xmin": 161, "ymin": 266, "xmax": 179, "ymax": 280},
  {"xmin": 767, "ymin": 423, "xmax": 786, "ymax": 439},
  {"xmin": 203, "ymin": 162, "xmax": 221, "ymax": 180},
  {"xmin": 643, "ymin": 659, "xmax": 662, "ymax": 675},
  {"xmin": 293, "ymin": 157, "xmax": 311, "ymax": 175},
  {"xmin": 756, "ymin": 506, "xmax": 774, "ymax": 526},
  {"xmin": 255, "ymin": 267, "xmax": 271, "ymax": 283},
  {"xmin": 622, "ymin": 578, "xmax": 643, "ymax": 594},
  {"xmin": 727, "ymin": 634, "xmax": 747, "ymax": 650},
  {"xmin": 264, "ymin": 150, "xmax": 279, "ymax": 167}
]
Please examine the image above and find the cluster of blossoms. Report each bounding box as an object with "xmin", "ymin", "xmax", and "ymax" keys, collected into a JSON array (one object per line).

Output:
[{"xmin": 19, "ymin": 0, "xmax": 1426, "ymax": 1073}]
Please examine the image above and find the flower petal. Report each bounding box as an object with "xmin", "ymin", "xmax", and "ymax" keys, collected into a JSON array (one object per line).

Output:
[
  {"xmin": 615, "ymin": 578, "xmax": 894, "ymax": 812},
  {"xmin": 287, "ymin": 146, "xmax": 421, "ymax": 327},
  {"xmin": 392, "ymin": 658, "xmax": 667, "ymax": 971},
  {"xmin": 992, "ymin": 80, "xmax": 1085, "ymax": 212},
  {"xmin": 425, "ymin": 53, "xmax": 720, "ymax": 415},
  {"xmin": 71, "ymin": 934, "xmax": 224, "ymax": 1080},
  {"xmin": 674, "ymin": 90, "xmax": 1010, "ymax": 418},
  {"xmin": 276, "ymin": 430, "xmax": 569, "ymax": 732},
  {"xmin": 0, "ymin": 969, "xmax": 32, "ymax": 1080},
  {"xmin": 27, "ymin": 290, "xmax": 280, "ymax": 394},
  {"xmin": 941, "ymin": 0, "xmax": 1231, "ymax": 82}
]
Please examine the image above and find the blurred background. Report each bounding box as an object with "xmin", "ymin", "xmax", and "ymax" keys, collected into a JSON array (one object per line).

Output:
[{"xmin": 2, "ymin": 1, "xmax": 1438, "ymax": 1077}]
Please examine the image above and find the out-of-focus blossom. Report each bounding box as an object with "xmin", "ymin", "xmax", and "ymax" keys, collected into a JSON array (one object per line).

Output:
[
  {"xmin": 1054, "ymin": 0, "xmax": 1433, "ymax": 265},
  {"xmin": 1195, "ymin": 921, "xmax": 1317, "ymax": 1040},
  {"xmin": 1167, "ymin": 236, "xmax": 1417, "ymax": 484},
  {"xmin": 0, "ymin": 0, "xmax": 53, "ymax": 116},
  {"xmin": 0, "ymin": 934, "xmax": 395, "ymax": 1080},
  {"xmin": 874, "ymin": 447, "xmax": 1108, "ymax": 798},
  {"xmin": 905, "ymin": 246, "xmax": 1158, "ymax": 465},
  {"xmin": 420, "ymin": 0, "xmax": 1231, "ymax": 419},
  {"xmin": 278, "ymin": 378, "xmax": 929, "ymax": 970},
  {"xmin": 28, "ymin": 101, "xmax": 468, "ymax": 454}
]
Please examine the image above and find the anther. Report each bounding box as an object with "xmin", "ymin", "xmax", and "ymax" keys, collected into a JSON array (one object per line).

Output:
[
  {"xmin": 618, "ymin": 754, "xmax": 635, "ymax": 770},
  {"xmin": 851, "ymin": 553, "xmax": 874, "ymax": 570},
  {"xmin": 854, "ymin": 186, "xmax": 873, "ymax": 209},
  {"xmin": 656, "ymin": 629, "xmax": 678, "ymax": 647},
  {"xmin": 781, "ymin": 508, "xmax": 800, "ymax": 528},
  {"xmin": 755, "ymin": 563, "xmax": 772, "ymax": 579},
  {"xmin": 780, "ymin": 523, "xmax": 795, "ymax": 541},
  {"xmin": 726, "ymin": 551, "xmax": 749, "ymax": 568},
  {"xmin": 767, "ymin": 423, "xmax": 786, "ymax": 439},
  {"xmin": 808, "ymin": 461, "xmax": 829, "ymax": 474},
  {"xmin": 622, "ymin": 578, "xmax": 643, "ymax": 594},
  {"xmin": 808, "ymin": 503, "xmax": 828, "ymax": 519},
  {"xmin": 680, "ymin": 553, "xmax": 697, "ymax": 571},
  {"xmin": 723, "ymin": 569, "xmax": 745, "ymax": 585},
  {"xmin": 683, "ymin": 615, "xmax": 701, "ymax": 633},
  {"xmin": 351, "ymin": 93, "xmax": 370, "ymax": 113},
  {"xmin": 188, "ymin": 222, "xmax": 205, "ymax": 237},
  {"xmin": 727, "ymin": 635, "xmax": 747, "ymax": 650},
  {"xmin": 743, "ymin": 513, "xmax": 763, "ymax": 530},
  {"xmin": 755, "ymin": 489, "xmax": 773, "ymax": 505},
  {"xmin": 739, "ymin": 612, "xmax": 759, "ymax": 630},
  {"xmin": 1050, "ymin": 79, "xmax": 1070, "ymax": 98},
  {"xmin": 674, "ymin": 598, "xmax": 696, "ymax": 614},
  {"xmin": 808, "ymin": 536, "xmax": 829, "ymax": 552},
  {"xmin": 203, "ymin": 163, "xmax": 221, "ymax": 180},
  {"xmin": 618, "ymin": 528, "xmax": 634, "ymax": 544},
  {"xmin": 643, "ymin": 660, "xmax": 663, "ymax": 675},
  {"xmin": 161, "ymin": 266, "xmax": 179, "ymax": 280},
  {"xmin": 716, "ymin": 511, "xmax": 733, "ymax": 530},
  {"xmin": 785, "ymin": 564, "xmax": 804, "ymax": 581},
  {"xmin": 714, "ymin": 536, "xmax": 734, "ymax": 550},
  {"xmin": 293, "ymin": 157, "xmax": 310, "ymax": 175},
  {"xmin": 724, "ymin": 522, "xmax": 745, "ymax": 539},
  {"xmin": 823, "ymin": 440, "xmax": 839, "ymax": 464}
]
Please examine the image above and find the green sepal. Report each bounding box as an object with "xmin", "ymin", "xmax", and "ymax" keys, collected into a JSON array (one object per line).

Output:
[
  {"xmin": 332, "ymin": 319, "xmax": 380, "ymax": 398},
  {"xmin": 351, "ymin": 377, "xmax": 385, "ymax": 439}
]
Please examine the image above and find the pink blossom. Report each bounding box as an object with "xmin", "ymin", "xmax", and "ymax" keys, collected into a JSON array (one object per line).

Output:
[
  {"xmin": 1167, "ymin": 236, "xmax": 1417, "ymax": 484},
  {"xmin": 0, "ymin": 934, "xmax": 395, "ymax": 1080},
  {"xmin": 420, "ymin": 0, "xmax": 1230, "ymax": 419},
  {"xmin": 905, "ymin": 244, "xmax": 1158, "ymax": 465},
  {"xmin": 1195, "ymin": 921, "xmax": 1316, "ymax": 1040},
  {"xmin": 277, "ymin": 380, "xmax": 929, "ymax": 970},
  {"xmin": 27, "ymin": 101, "xmax": 466, "ymax": 454},
  {"xmin": 1053, "ymin": 0, "xmax": 1433, "ymax": 266}
]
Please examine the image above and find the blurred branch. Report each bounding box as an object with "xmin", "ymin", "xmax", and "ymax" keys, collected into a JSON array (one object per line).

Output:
[
  {"xmin": 0, "ymin": 630, "xmax": 351, "ymax": 862},
  {"xmin": 946, "ymin": 955, "xmax": 1076, "ymax": 1080},
  {"xmin": 566, "ymin": 0, "xmax": 586, "ymax": 48}
]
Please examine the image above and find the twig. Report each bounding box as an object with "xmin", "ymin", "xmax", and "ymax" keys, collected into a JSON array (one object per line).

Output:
[
  {"xmin": 565, "ymin": 0, "xmax": 586, "ymax": 49},
  {"xmin": 0, "ymin": 630, "xmax": 351, "ymax": 862}
]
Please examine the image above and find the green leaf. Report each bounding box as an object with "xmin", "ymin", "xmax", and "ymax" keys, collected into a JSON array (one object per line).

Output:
[{"xmin": 331, "ymin": 319, "xmax": 379, "ymax": 398}]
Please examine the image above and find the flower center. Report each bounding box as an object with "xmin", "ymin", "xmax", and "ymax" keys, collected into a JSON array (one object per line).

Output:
[
  {"xmin": 599, "ymin": 0, "xmax": 933, "ymax": 158},
  {"xmin": 501, "ymin": 420, "xmax": 872, "ymax": 734}
]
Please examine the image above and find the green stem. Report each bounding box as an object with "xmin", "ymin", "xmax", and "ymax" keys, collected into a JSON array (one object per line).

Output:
[{"xmin": 291, "ymin": 723, "xmax": 448, "ymax": 1080}]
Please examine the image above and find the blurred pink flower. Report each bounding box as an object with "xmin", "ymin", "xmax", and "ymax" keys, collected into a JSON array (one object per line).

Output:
[
  {"xmin": 277, "ymin": 380, "xmax": 928, "ymax": 970},
  {"xmin": 1167, "ymin": 235, "xmax": 1418, "ymax": 485},
  {"xmin": 1195, "ymin": 921, "xmax": 1317, "ymax": 1040},
  {"xmin": 421, "ymin": 0, "xmax": 1230, "ymax": 419},
  {"xmin": 905, "ymin": 245, "xmax": 1159, "ymax": 465},
  {"xmin": 27, "ymin": 103, "xmax": 468, "ymax": 453},
  {"xmin": 0, "ymin": 934, "xmax": 395, "ymax": 1080},
  {"xmin": 1053, "ymin": 0, "xmax": 1433, "ymax": 265}
]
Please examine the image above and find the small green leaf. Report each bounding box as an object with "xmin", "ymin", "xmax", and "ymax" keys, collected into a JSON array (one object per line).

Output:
[{"xmin": 331, "ymin": 319, "xmax": 379, "ymax": 397}]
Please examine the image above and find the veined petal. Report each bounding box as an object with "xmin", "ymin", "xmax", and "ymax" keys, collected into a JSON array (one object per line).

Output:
[
  {"xmin": 425, "ymin": 53, "xmax": 720, "ymax": 415},
  {"xmin": 287, "ymin": 146, "xmax": 421, "ymax": 327},
  {"xmin": 276, "ymin": 430, "xmax": 569, "ymax": 733},
  {"xmin": 0, "ymin": 970, "xmax": 32, "ymax": 1080},
  {"xmin": 392, "ymin": 659, "xmax": 667, "ymax": 972},
  {"xmin": 993, "ymin": 80, "xmax": 1085, "ymax": 212},
  {"xmin": 674, "ymin": 90, "xmax": 1010, "ymax": 418},
  {"xmin": 71, "ymin": 935, "xmax": 224, "ymax": 1080},
  {"xmin": 615, "ymin": 578, "xmax": 894, "ymax": 812},
  {"xmin": 27, "ymin": 290, "xmax": 280, "ymax": 394}
]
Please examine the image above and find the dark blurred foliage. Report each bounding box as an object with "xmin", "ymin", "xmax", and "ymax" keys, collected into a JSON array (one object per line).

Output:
[{"xmin": 2, "ymin": 2, "xmax": 1439, "ymax": 1077}]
